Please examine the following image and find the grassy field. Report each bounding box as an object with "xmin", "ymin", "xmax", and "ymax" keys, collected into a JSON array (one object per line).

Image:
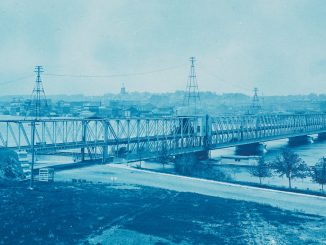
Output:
[{"xmin": 0, "ymin": 181, "xmax": 325, "ymax": 245}]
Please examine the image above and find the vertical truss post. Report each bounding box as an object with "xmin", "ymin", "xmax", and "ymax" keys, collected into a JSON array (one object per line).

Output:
[
  {"xmin": 127, "ymin": 119, "xmax": 130, "ymax": 152},
  {"xmin": 102, "ymin": 120, "xmax": 108, "ymax": 163},
  {"xmin": 204, "ymin": 114, "xmax": 210, "ymax": 149},
  {"xmin": 29, "ymin": 120, "xmax": 36, "ymax": 189},
  {"xmin": 137, "ymin": 119, "xmax": 140, "ymax": 152},
  {"xmin": 18, "ymin": 122, "xmax": 21, "ymax": 150},
  {"xmin": 81, "ymin": 120, "xmax": 87, "ymax": 162}
]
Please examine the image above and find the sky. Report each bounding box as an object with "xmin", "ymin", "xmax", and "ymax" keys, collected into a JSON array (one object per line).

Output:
[{"xmin": 0, "ymin": 0, "xmax": 326, "ymax": 96}]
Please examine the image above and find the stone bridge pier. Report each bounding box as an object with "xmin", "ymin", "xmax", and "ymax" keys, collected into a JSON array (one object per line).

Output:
[
  {"xmin": 174, "ymin": 150, "xmax": 210, "ymax": 164},
  {"xmin": 288, "ymin": 135, "xmax": 312, "ymax": 146},
  {"xmin": 235, "ymin": 143, "xmax": 266, "ymax": 156}
]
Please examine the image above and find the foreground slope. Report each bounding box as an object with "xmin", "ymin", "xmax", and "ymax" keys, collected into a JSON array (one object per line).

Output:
[{"xmin": 0, "ymin": 182, "xmax": 325, "ymax": 244}]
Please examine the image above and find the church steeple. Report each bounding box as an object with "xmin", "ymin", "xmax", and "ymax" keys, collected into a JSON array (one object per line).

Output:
[{"xmin": 120, "ymin": 83, "xmax": 127, "ymax": 95}]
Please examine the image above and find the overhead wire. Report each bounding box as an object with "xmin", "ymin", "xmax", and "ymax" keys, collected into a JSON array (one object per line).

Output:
[
  {"xmin": 0, "ymin": 75, "xmax": 34, "ymax": 86},
  {"xmin": 0, "ymin": 62, "xmax": 256, "ymax": 95},
  {"xmin": 44, "ymin": 63, "xmax": 187, "ymax": 79},
  {"xmin": 197, "ymin": 62, "xmax": 254, "ymax": 94}
]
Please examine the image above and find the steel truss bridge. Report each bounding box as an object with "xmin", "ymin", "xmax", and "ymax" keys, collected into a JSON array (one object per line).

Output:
[{"xmin": 1, "ymin": 113, "xmax": 326, "ymax": 161}]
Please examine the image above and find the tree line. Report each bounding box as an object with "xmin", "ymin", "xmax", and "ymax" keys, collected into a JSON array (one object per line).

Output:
[
  {"xmin": 156, "ymin": 143, "xmax": 326, "ymax": 192},
  {"xmin": 250, "ymin": 148, "xmax": 326, "ymax": 192}
]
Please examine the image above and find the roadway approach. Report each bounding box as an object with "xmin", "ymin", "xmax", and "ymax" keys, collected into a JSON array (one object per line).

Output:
[{"xmin": 55, "ymin": 164, "xmax": 326, "ymax": 217}]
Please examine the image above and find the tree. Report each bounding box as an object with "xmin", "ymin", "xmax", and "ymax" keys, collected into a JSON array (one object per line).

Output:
[
  {"xmin": 272, "ymin": 149, "xmax": 309, "ymax": 189},
  {"xmin": 158, "ymin": 142, "xmax": 170, "ymax": 168},
  {"xmin": 0, "ymin": 149, "xmax": 24, "ymax": 181},
  {"xmin": 249, "ymin": 157, "xmax": 271, "ymax": 184},
  {"xmin": 312, "ymin": 157, "xmax": 326, "ymax": 192}
]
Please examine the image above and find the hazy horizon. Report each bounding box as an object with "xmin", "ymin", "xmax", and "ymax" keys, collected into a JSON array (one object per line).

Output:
[
  {"xmin": 1, "ymin": 0, "xmax": 326, "ymax": 96},
  {"xmin": 1, "ymin": 90, "xmax": 326, "ymax": 99}
]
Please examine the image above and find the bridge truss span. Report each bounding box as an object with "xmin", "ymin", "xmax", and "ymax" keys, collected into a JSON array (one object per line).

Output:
[
  {"xmin": 0, "ymin": 113, "xmax": 326, "ymax": 160},
  {"xmin": 0, "ymin": 117, "xmax": 206, "ymax": 158},
  {"xmin": 210, "ymin": 113, "xmax": 326, "ymax": 148}
]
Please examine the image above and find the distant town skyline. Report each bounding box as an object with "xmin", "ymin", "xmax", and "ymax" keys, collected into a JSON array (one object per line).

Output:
[{"xmin": 1, "ymin": 0, "xmax": 326, "ymax": 96}]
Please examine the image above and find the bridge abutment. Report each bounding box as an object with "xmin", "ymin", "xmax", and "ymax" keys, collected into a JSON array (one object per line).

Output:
[
  {"xmin": 288, "ymin": 135, "xmax": 312, "ymax": 146},
  {"xmin": 235, "ymin": 143, "xmax": 266, "ymax": 156},
  {"xmin": 195, "ymin": 150, "xmax": 210, "ymax": 161},
  {"xmin": 174, "ymin": 150, "xmax": 209, "ymax": 174},
  {"xmin": 175, "ymin": 150, "xmax": 209, "ymax": 163}
]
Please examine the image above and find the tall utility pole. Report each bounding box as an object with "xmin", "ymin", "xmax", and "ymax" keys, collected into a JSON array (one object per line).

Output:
[
  {"xmin": 30, "ymin": 65, "xmax": 48, "ymax": 119},
  {"xmin": 183, "ymin": 57, "xmax": 200, "ymax": 114},
  {"xmin": 29, "ymin": 65, "xmax": 47, "ymax": 189},
  {"xmin": 249, "ymin": 87, "xmax": 262, "ymax": 115}
]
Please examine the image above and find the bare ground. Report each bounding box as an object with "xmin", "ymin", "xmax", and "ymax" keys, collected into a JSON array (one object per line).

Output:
[{"xmin": 0, "ymin": 181, "xmax": 325, "ymax": 245}]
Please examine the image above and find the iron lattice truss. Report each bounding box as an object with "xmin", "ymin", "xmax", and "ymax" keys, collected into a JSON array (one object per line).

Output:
[
  {"xmin": 210, "ymin": 114, "xmax": 326, "ymax": 147},
  {"xmin": 0, "ymin": 117, "xmax": 205, "ymax": 159},
  {"xmin": 0, "ymin": 113, "xmax": 326, "ymax": 159}
]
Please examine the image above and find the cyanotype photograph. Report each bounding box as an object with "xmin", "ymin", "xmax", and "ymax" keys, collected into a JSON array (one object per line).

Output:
[{"xmin": 0, "ymin": 1, "xmax": 325, "ymax": 244}]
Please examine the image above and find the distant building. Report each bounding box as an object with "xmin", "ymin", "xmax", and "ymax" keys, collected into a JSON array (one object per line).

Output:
[
  {"xmin": 98, "ymin": 106, "xmax": 111, "ymax": 117},
  {"xmin": 9, "ymin": 98, "xmax": 23, "ymax": 116},
  {"xmin": 120, "ymin": 83, "xmax": 127, "ymax": 96},
  {"xmin": 152, "ymin": 106, "xmax": 175, "ymax": 117},
  {"xmin": 319, "ymin": 101, "xmax": 326, "ymax": 112},
  {"xmin": 122, "ymin": 106, "xmax": 139, "ymax": 117},
  {"xmin": 55, "ymin": 100, "xmax": 71, "ymax": 115}
]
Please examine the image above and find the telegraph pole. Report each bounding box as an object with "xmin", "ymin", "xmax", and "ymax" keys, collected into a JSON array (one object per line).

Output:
[{"xmin": 183, "ymin": 57, "xmax": 201, "ymax": 114}]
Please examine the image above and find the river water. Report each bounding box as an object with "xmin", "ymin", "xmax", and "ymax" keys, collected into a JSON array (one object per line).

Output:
[
  {"xmin": 211, "ymin": 137, "xmax": 326, "ymax": 166},
  {"xmin": 210, "ymin": 137, "xmax": 326, "ymax": 191}
]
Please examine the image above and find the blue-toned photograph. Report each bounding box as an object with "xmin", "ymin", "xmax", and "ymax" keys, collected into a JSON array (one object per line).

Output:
[{"xmin": 0, "ymin": 0, "xmax": 326, "ymax": 244}]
